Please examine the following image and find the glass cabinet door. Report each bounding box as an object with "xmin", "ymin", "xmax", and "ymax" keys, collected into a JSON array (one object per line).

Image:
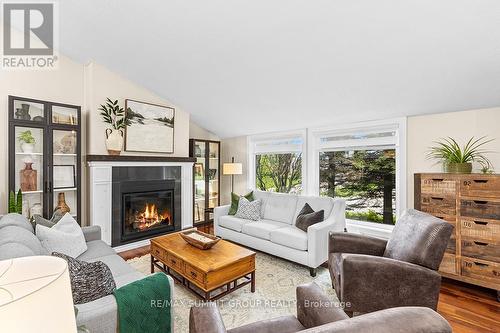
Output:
[
  {"xmin": 207, "ymin": 142, "xmax": 220, "ymax": 221},
  {"xmin": 51, "ymin": 105, "xmax": 78, "ymax": 125},
  {"xmin": 52, "ymin": 130, "xmax": 78, "ymax": 219},
  {"xmin": 193, "ymin": 141, "xmax": 206, "ymax": 224},
  {"xmin": 13, "ymin": 126, "xmax": 45, "ymax": 218},
  {"xmin": 12, "ymin": 99, "xmax": 46, "ymax": 123}
]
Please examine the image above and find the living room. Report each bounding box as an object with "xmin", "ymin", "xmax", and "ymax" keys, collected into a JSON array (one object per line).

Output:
[{"xmin": 1, "ymin": 1, "xmax": 499, "ymax": 333}]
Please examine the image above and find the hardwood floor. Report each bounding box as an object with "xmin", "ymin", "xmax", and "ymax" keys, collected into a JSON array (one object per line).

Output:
[{"xmin": 438, "ymin": 279, "xmax": 499, "ymax": 333}]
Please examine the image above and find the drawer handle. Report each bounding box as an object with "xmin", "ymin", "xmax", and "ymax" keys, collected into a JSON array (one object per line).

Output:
[
  {"xmin": 431, "ymin": 197, "xmax": 444, "ymax": 201},
  {"xmin": 473, "ymin": 179, "xmax": 489, "ymax": 184},
  {"xmin": 473, "ymin": 220, "xmax": 488, "ymax": 226},
  {"xmin": 435, "ymin": 215, "xmax": 445, "ymax": 219},
  {"xmin": 474, "ymin": 262, "xmax": 489, "ymax": 267},
  {"xmin": 171, "ymin": 259, "xmax": 177, "ymax": 265},
  {"xmin": 473, "ymin": 200, "xmax": 488, "ymax": 205},
  {"xmin": 432, "ymin": 178, "xmax": 444, "ymax": 182},
  {"xmin": 190, "ymin": 271, "xmax": 197, "ymax": 278},
  {"xmin": 473, "ymin": 241, "xmax": 488, "ymax": 246}
]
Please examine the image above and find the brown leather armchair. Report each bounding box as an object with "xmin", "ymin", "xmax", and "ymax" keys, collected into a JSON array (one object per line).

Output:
[
  {"xmin": 189, "ymin": 282, "xmax": 451, "ymax": 333},
  {"xmin": 329, "ymin": 209, "xmax": 453, "ymax": 315}
]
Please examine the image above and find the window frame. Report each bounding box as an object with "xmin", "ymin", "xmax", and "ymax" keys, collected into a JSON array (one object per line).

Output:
[
  {"xmin": 307, "ymin": 118, "xmax": 407, "ymax": 235},
  {"xmin": 247, "ymin": 129, "xmax": 307, "ymax": 194}
]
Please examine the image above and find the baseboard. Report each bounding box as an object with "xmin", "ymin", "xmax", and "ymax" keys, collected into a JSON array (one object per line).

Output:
[{"xmin": 113, "ymin": 239, "xmax": 151, "ymax": 253}]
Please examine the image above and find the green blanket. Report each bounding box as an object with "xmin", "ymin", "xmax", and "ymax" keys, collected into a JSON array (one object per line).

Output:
[{"xmin": 114, "ymin": 272, "xmax": 172, "ymax": 333}]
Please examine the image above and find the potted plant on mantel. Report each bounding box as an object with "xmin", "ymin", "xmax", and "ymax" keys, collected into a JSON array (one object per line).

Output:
[
  {"xmin": 99, "ymin": 98, "xmax": 130, "ymax": 155},
  {"xmin": 427, "ymin": 136, "xmax": 494, "ymax": 174}
]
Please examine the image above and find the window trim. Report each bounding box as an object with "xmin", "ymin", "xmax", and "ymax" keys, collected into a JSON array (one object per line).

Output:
[
  {"xmin": 247, "ymin": 129, "xmax": 307, "ymax": 194},
  {"xmin": 307, "ymin": 118, "xmax": 407, "ymax": 231}
]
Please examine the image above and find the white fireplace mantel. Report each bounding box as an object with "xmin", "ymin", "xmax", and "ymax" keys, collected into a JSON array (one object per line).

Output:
[{"xmin": 88, "ymin": 158, "xmax": 194, "ymax": 251}]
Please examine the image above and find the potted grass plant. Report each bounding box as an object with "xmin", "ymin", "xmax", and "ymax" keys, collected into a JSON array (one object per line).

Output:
[{"xmin": 427, "ymin": 136, "xmax": 494, "ymax": 174}]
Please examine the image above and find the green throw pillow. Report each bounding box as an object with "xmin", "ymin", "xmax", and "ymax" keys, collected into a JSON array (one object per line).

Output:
[{"xmin": 228, "ymin": 191, "xmax": 254, "ymax": 215}]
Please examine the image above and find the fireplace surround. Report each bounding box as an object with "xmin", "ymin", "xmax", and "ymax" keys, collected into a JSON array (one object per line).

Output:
[
  {"xmin": 112, "ymin": 166, "xmax": 182, "ymax": 247},
  {"xmin": 88, "ymin": 156, "xmax": 194, "ymax": 250}
]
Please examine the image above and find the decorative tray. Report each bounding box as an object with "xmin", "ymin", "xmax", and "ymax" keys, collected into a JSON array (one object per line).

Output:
[{"xmin": 180, "ymin": 229, "xmax": 221, "ymax": 250}]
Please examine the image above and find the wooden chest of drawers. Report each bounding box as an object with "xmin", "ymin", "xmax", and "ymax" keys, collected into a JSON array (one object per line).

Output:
[{"xmin": 415, "ymin": 173, "xmax": 500, "ymax": 293}]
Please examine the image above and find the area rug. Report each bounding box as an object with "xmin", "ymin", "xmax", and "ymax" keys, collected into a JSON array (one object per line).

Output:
[{"xmin": 128, "ymin": 252, "xmax": 339, "ymax": 333}]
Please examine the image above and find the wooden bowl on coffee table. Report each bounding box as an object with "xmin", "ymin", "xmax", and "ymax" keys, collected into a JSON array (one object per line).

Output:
[{"xmin": 180, "ymin": 230, "xmax": 221, "ymax": 250}]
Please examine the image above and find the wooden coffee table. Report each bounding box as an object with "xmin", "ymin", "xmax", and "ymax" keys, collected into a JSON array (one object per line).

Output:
[{"xmin": 150, "ymin": 232, "xmax": 256, "ymax": 301}]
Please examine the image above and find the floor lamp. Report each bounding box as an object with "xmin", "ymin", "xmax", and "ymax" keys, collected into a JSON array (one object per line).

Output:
[{"xmin": 223, "ymin": 157, "xmax": 243, "ymax": 193}]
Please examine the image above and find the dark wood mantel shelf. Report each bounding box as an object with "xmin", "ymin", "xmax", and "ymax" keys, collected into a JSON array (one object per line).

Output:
[{"xmin": 86, "ymin": 154, "xmax": 196, "ymax": 163}]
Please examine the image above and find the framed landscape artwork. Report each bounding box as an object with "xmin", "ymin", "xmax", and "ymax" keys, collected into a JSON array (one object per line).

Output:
[{"xmin": 124, "ymin": 99, "xmax": 175, "ymax": 153}]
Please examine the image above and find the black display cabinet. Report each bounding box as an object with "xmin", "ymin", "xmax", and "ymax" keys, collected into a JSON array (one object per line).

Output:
[
  {"xmin": 189, "ymin": 139, "xmax": 220, "ymax": 225},
  {"xmin": 8, "ymin": 95, "xmax": 81, "ymax": 224}
]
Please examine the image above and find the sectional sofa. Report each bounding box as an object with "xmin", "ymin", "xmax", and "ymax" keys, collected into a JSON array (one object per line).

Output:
[
  {"xmin": 0, "ymin": 213, "xmax": 173, "ymax": 333},
  {"xmin": 214, "ymin": 190, "xmax": 346, "ymax": 275}
]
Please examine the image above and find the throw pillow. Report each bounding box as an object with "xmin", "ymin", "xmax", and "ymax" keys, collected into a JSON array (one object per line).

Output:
[
  {"xmin": 235, "ymin": 197, "xmax": 262, "ymax": 221},
  {"xmin": 36, "ymin": 213, "xmax": 88, "ymax": 258},
  {"xmin": 295, "ymin": 203, "xmax": 324, "ymax": 232},
  {"xmin": 31, "ymin": 211, "xmax": 65, "ymax": 230},
  {"xmin": 228, "ymin": 191, "xmax": 254, "ymax": 215},
  {"xmin": 52, "ymin": 252, "xmax": 116, "ymax": 304}
]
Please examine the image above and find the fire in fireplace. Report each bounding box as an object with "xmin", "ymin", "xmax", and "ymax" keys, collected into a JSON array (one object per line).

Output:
[
  {"xmin": 132, "ymin": 202, "xmax": 171, "ymax": 231},
  {"xmin": 123, "ymin": 189, "xmax": 175, "ymax": 238}
]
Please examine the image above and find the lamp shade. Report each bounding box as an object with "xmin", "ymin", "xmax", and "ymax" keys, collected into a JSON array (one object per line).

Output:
[
  {"xmin": 0, "ymin": 256, "xmax": 76, "ymax": 333},
  {"xmin": 223, "ymin": 163, "xmax": 243, "ymax": 175}
]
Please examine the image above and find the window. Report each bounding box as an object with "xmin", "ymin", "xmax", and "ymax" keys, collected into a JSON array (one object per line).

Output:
[
  {"xmin": 310, "ymin": 119, "xmax": 406, "ymax": 227},
  {"xmin": 248, "ymin": 131, "xmax": 306, "ymax": 194},
  {"xmin": 319, "ymin": 149, "xmax": 396, "ymax": 224}
]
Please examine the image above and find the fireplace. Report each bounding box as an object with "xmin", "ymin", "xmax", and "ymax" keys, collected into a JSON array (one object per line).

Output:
[
  {"xmin": 112, "ymin": 166, "xmax": 182, "ymax": 246},
  {"xmin": 123, "ymin": 189, "xmax": 174, "ymax": 237}
]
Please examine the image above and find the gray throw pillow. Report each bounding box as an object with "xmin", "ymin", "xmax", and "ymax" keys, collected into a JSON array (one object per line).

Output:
[
  {"xmin": 295, "ymin": 203, "xmax": 324, "ymax": 232},
  {"xmin": 235, "ymin": 197, "xmax": 262, "ymax": 221},
  {"xmin": 36, "ymin": 213, "xmax": 88, "ymax": 258},
  {"xmin": 52, "ymin": 252, "xmax": 116, "ymax": 304},
  {"xmin": 32, "ymin": 211, "xmax": 65, "ymax": 229}
]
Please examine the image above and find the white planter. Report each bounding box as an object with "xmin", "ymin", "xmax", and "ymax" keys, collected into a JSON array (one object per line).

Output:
[
  {"xmin": 21, "ymin": 142, "xmax": 34, "ymax": 153},
  {"xmin": 105, "ymin": 129, "xmax": 124, "ymax": 155}
]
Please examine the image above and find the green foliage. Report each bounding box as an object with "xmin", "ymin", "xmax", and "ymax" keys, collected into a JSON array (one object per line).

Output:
[
  {"xmin": 17, "ymin": 130, "xmax": 35, "ymax": 144},
  {"xmin": 16, "ymin": 189, "xmax": 22, "ymax": 214},
  {"xmin": 346, "ymin": 210, "xmax": 396, "ymax": 224},
  {"xmin": 99, "ymin": 98, "xmax": 130, "ymax": 130},
  {"xmin": 255, "ymin": 153, "xmax": 302, "ymax": 193},
  {"xmin": 320, "ymin": 149, "xmax": 396, "ymax": 225},
  {"xmin": 8, "ymin": 191, "xmax": 16, "ymax": 213},
  {"xmin": 427, "ymin": 136, "xmax": 493, "ymax": 166},
  {"xmin": 8, "ymin": 190, "xmax": 22, "ymax": 214}
]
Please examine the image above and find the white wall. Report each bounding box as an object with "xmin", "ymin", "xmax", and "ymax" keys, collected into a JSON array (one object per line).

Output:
[
  {"xmin": 0, "ymin": 55, "xmax": 85, "ymax": 216},
  {"xmin": 85, "ymin": 62, "xmax": 190, "ymax": 157},
  {"xmin": 220, "ymin": 136, "xmax": 248, "ymax": 205},
  {"xmin": 189, "ymin": 121, "xmax": 219, "ymax": 141},
  {"xmin": 407, "ymin": 107, "xmax": 500, "ymax": 208}
]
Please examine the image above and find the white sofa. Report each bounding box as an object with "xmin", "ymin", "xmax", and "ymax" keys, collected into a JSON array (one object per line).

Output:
[{"xmin": 214, "ymin": 190, "xmax": 346, "ymax": 276}]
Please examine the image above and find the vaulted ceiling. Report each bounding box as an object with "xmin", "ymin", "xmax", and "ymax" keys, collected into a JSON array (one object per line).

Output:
[{"xmin": 59, "ymin": 0, "xmax": 500, "ymax": 138}]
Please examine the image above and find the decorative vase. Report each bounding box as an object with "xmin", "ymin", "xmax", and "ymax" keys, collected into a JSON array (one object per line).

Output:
[
  {"xmin": 20, "ymin": 142, "xmax": 34, "ymax": 153},
  {"xmin": 445, "ymin": 162, "xmax": 473, "ymax": 174},
  {"xmin": 105, "ymin": 128, "xmax": 123, "ymax": 156},
  {"xmin": 15, "ymin": 103, "xmax": 31, "ymax": 120},
  {"xmin": 20, "ymin": 162, "xmax": 37, "ymax": 191},
  {"xmin": 54, "ymin": 193, "xmax": 70, "ymax": 214}
]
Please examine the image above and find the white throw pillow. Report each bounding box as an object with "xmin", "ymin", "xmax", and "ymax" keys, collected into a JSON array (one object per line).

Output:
[
  {"xmin": 36, "ymin": 213, "xmax": 88, "ymax": 258},
  {"xmin": 235, "ymin": 197, "xmax": 262, "ymax": 221}
]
